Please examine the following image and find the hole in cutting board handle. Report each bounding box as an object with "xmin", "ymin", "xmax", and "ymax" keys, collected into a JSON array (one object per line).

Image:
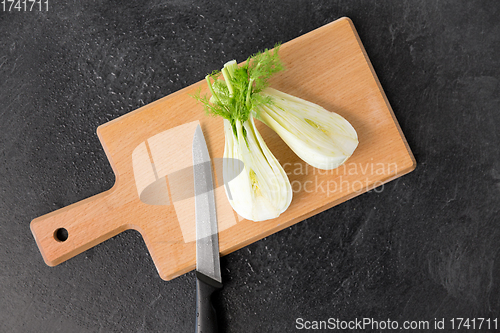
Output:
[{"xmin": 54, "ymin": 228, "xmax": 68, "ymax": 242}]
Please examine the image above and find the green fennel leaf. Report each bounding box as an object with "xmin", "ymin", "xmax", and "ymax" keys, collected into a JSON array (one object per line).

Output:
[{"xmin": 193, "ymin": 43, "xmax": 284, "ymax": 138}]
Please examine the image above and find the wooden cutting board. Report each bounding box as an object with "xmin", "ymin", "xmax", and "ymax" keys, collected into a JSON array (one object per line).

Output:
[{"xmin": 30, "ymin": 17, "xmax": 415, "ymax": 281}]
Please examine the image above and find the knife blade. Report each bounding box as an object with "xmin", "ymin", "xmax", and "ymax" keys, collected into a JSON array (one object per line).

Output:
[{"xmin": 193, "ymin": 125, "xmax": 222, "ymax": 333}]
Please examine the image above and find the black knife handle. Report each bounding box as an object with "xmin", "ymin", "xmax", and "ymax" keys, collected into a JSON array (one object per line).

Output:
[{"xmin": 195, "ymin": 271, "xmax": 223, "ymax": 333}]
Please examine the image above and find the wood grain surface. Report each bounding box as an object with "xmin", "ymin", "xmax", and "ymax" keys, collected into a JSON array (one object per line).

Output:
[{"xmin": 30, "ymin": 17, "xmax": 416, "ymax": 281}]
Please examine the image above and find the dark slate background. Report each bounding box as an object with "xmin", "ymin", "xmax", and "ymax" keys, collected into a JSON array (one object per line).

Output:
[{"xmin": 1, "ymin": 1, "xmax": 499, "ymax": 332}]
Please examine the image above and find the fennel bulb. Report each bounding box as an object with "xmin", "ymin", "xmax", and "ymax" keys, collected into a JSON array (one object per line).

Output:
[
  {"xmin": 194, "ymin": 46, "xmax": 293, "ymax": 221},
  {"xmin": 194, "ymin": 44, "xmax": 359, "ymax": 221},
  {"xmin": 223, "ymin": 117, "xmax": 292, "ymax": 221},
  {"xmin": 257, "ymin": 88, "xmax": 358, "ymax": 170}
]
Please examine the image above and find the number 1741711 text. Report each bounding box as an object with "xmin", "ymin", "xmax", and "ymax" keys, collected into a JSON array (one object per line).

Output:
[{"xmin": 2, "ymin": 0, "xmax": 48, "ymax": 11}]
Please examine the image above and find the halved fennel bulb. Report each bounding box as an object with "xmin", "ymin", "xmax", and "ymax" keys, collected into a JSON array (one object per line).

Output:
[
  {"xmin": 194, "ymin": 46, "xmax": 358, "ymax": 221},
  {"xmin": 223, "ymin": 117, "xmax": 292, "ymax": 221},
  {"xmin": 257, "ymin": 88, "xmax": 359, "ymax": 170}
]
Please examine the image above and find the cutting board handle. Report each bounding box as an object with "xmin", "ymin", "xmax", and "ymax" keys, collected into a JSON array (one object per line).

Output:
[{"xmin": 30, "ymin": 187, "xmax": 127, "ymax": 266}]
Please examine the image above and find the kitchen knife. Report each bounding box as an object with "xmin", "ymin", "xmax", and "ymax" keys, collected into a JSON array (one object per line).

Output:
[{"xmin": 193, "ymin": 125, "xmax": 223, "ymax": 333}]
